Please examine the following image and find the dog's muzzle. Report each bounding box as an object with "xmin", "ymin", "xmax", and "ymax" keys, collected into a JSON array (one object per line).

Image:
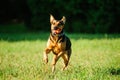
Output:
[{"xmin": 52, "ymin": 27, "xmax": 62, "ymax": 35}]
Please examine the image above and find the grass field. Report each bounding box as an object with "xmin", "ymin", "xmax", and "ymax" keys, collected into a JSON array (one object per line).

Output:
[{"xmin": 0, "ymin": 32, "xmax": 120, "ymax": 80}]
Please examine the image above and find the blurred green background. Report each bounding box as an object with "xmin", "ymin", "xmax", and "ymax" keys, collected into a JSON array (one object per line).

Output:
[{"xmin": 0, "ymin": 0, "xmax": 120, "ymax": 33}]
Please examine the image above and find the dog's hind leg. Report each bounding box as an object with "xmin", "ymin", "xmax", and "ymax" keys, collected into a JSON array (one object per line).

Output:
[
  {"xmin": 52, "ymin": 52, "xmax": 63, "ymax": 72},
  {"xmin": 61, "ymin": 54, "xmax": 69, "ymax": 71},
  {"xmin": 52, "ymin": 55, "xmax": 57, "ymax": 72},
  {"xmin": 62, "ymin": 50, "xmax": 71, "ymax": 71}
]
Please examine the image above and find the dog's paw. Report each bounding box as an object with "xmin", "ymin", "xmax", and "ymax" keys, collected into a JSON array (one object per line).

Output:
[
  {"xmin": 61, "ymin": 66, "xmax": 68, "ymax": 71},
  {"xmin": 43, "ymin": 58, "xmax": 48, "ymax": 64}
]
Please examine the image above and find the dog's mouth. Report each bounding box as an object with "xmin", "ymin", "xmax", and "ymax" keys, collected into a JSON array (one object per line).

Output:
[{"xmin": 53, "ymin": 28, "xmax": 62, "ymax": 34}]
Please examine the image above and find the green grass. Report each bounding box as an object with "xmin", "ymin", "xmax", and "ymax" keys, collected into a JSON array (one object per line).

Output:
[{"xmin": 0, "ymin": 33, "xmax": 120, "ymax": 80}]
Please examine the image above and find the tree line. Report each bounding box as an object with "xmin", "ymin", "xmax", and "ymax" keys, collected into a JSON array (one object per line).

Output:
[{"xmin": 0, "ymin": 0, "xmax": 120, "ymax": 33}]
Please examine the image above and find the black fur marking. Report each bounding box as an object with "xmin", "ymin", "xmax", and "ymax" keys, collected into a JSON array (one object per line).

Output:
[{"xmin": 65, "ymin": 36, "xmax": 71, "ymax": 50}]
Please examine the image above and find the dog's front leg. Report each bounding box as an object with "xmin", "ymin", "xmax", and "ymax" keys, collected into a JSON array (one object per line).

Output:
[{"xmin": 43, "ymin": 48, "xmax": 51, "ymax": 64}]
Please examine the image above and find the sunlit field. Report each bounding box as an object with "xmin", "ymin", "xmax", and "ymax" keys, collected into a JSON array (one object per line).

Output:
[{"xmin": 0, "ymin": 33, "xmax": 120, "ymax": 80}]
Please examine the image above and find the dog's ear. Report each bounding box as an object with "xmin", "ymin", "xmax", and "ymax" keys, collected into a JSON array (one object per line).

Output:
[
  {"xmin": 50, "ymin": 15, "xmax": 55, "ymax": 23},
  {"xmin": 61, "ymin": 16, "xmax": 66, "ymax": 24}
]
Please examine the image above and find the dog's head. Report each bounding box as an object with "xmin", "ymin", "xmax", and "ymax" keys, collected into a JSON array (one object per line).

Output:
[{"xmin": 50, "ymin": 15, "xmax": 66, "ymax": 35}]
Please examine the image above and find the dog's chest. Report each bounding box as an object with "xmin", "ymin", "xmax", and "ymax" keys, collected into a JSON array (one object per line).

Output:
[
  {"xmin": 51, "ymin": 41, "xmax": 66, "ymax": 53},
  {"xmin": 48, "ymin": 34, "xmax": 67, "ymax": 54}
]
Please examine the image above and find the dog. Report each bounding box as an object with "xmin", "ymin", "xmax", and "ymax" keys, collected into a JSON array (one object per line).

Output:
[{"xmin": 43, "ymin": 15, "xmax": 72, "ymax": 72}]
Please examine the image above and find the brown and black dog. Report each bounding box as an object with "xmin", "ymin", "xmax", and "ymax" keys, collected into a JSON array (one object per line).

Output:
[{"xmin": 43, "ymin": 15, "xmax": 72, "ymax": 72}]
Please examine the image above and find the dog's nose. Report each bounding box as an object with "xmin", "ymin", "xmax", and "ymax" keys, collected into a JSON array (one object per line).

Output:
[{"xmin": 54, "ymin": 27, "xmax": 58, "ymax": 30}]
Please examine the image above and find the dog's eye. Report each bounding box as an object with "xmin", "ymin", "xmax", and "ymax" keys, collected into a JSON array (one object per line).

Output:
[{"xmin": 60, "ymin": 21, "xmax": 64, "ymax": 25}]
